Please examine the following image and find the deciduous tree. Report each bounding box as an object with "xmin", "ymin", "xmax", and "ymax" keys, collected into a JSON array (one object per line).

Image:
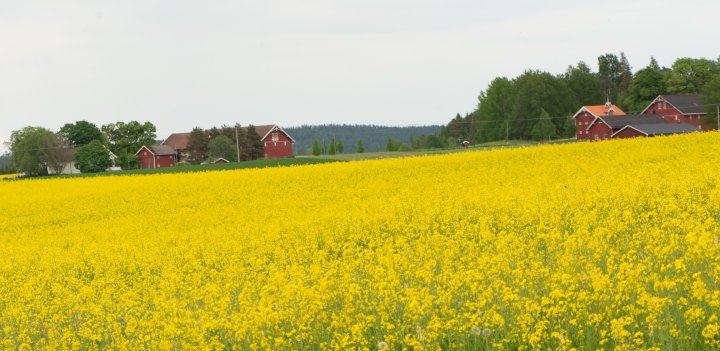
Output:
[
  {"xmin": 59, "ymin": 120, "xmax": 104, "ymax": 146},
  {"xmin": 101, "ymin": 121, "xmax": 157, "ymax": 169},
  {"xmin": 74, "ymin": 140, "xmax": 113, "ymax": 173}
]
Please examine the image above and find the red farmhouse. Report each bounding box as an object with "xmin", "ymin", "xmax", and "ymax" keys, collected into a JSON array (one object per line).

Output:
[
  {"xmin": 641, "ymin": 95, "xmax": 708, "ymax": 130},
  {"xmin": 136, "ymin": 145, "xmax": 178, "ymax": 169},
  {"xmin": 571, "ymin": 102, "xmax": 625, "ymax": 140},
  {"xmin": 163, "ymin": 124, "xmax": 295, "ymax": 161}
]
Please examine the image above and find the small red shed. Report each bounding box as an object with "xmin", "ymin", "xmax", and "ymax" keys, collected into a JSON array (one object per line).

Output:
[{"xmin": 136, "ymin": 145, "xmax": 178, "ymax": 169}]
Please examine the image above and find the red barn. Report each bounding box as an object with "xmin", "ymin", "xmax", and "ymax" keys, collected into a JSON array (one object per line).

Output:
[
  {"xmin": 571, "ymin": 102, "xmax": 625, "ymax": 140},
  {"xmin": 136, "ymin": 145, "xmax": 178, "ymax": 169},
  {"xmin": 585, "ymin": 114, "xmax": 666, "ymax": 141},
  {"xmin": 254, "ymin": 125, "xmax": 295, "ymax": 159},
  {"xmin": 641, "ymin": 95, "xmax": 707, "ymax": 130}
]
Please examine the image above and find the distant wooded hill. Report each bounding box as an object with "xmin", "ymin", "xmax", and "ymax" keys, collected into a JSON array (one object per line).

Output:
[{"xmin": 285, "ymin": 124, "xmax": 442, "ymax": 155}]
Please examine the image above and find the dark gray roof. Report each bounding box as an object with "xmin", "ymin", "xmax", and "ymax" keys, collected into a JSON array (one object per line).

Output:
[
  {"xmin": 624, "ymin": 123, "xmax": 699, "ymax": 136},
  {"xmin": 146, "ymin": 144, "xmax": 177, "ymax": 156},
  {"xmin": 662, "ymin": 95, "xmax": 706, "ymax": 114},
  {"xmin": 594, "ymin": 114, "xmax": 666, "ymax": 130}
]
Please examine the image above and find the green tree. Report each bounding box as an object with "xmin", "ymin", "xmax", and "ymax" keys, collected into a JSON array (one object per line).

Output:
[
  {"xmin": 329, "ymin": 137, "xmax": 336, "ymax": 155},
  {"xmin": 10, "ymin": 127, "xmax": 66, "ymax": 176},
  {"xmin": 563, "ymin": 61, "xmax": 603, "ymax": 106},
  {"xmin": 59, "ymin": 120, "xmax": 104, "ymax": 146},
  {"xmin": 598, "ymin": 53, "xmax": 621, "ymax": 101},
  {"xmin": 186, "ymin": 127, "xmax": 209, "ymax": 164},
  {"xmin": 530, "ymin": 109, "xmax": 557, "ymax": 141},
  {"xmin": 208, "ymin": 135, "xmax": 236, "ymax": 162},
  {"xmin": 700, "ymin": 74, "xmax": 720, "ymax": 129},
  {"xmin": 321, "ymin": 140, "xmax": 327, "ymax": 154},
  {"xmin": 623, "ymin": 58, "xmax": 667, "ymax": 112},
  {"xmin": 356, "ymin": 140, "xmax": 364, "ymax": 153},
  {"xmin": 74, "ymin": 140, "xmax": 113, "ymax": 173},
  {"xmin": 312, "ymin": 140, "xmax": 321, "ymax": 156},
  {"xmin": 665, "ymin": 57, "xmax": 720, "ymax": 94},
  {"xmin": 337, "ymin": 139, "xmax": 344, "ymax": 153},
  {"xmin": 386, "ymin": 138, "xmax": 402, "ymax": 151},
  {"xmin": 245, "ymin": 125, "xmax": 265, "ymax": 160},
  {"xmin": 0, "ymin": 153, "xmax": 14, "ymax": 175},
  {"xmin": 473, "ymin": 77, "xmax": 514, "ymax": 142},
  {"xmin": 101, "ymin": 121, "xmax": 157, "ymax": 169},
  {"xmin": 509, "ymin": 70, "xmax": 574, "ymax": 139}
]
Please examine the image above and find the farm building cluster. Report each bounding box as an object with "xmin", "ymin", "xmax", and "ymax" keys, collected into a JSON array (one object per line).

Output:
[
  {"xmin": 137, "ymin": 124, "xmax": 295, "ymax": 169},
  {"xmin": 573, "ymin": 94, "xmax": 711, "ymax": 141}
]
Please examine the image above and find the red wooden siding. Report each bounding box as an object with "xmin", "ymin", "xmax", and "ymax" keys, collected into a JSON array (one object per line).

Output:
[
  {"xmin": 643, "ymin": 100, "xmax": 706, "ymax": 129},
  {"xmin": 612, "ymin": 127, "xmax": 645, "ymax": 139},
  {"xmin": 575, "ymin": 111, "xmax": 596, "ymax": 140},
  {"xmin": 262, "ymin": 130, "xmax": 293, "ymax": 159},
  {"xmin": 586, "ymin": 121, "xmax": 613, "ymax": 141},
  {"xmin": 138, "ymin": 150, "xmax": 177, "ymax": 169}
]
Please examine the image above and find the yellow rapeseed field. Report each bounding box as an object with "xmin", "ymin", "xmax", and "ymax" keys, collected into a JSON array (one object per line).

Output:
[{"xmin": 1, "ymin": 133, "xmax": 719, "ymax": 350}]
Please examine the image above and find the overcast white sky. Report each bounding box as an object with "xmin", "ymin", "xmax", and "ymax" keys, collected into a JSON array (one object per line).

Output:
[{"xmin": 1, "ymin": 0, "xmax": 719, "ymax": 152}]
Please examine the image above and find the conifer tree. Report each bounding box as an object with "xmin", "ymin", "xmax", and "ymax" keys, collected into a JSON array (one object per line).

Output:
[
  {"xmin": 312, "ymin": 140, "xmax": 321, "ymax": 156},
  {"xmin": 356, "ymin": 140, "xmax": 364, "ymax": 153},
  {"xmin": 329, "ymin": 137, "xmax": 336, "ymax": 155}
]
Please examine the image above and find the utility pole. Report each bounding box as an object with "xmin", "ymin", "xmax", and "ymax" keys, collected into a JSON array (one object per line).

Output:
[
  {"xmin": 506, "ymin": 121, "xmax": 509, "ymax": 144},
  {"xmin": 235, "ymin": 125, "xmax": 240, "ymax": 162}
]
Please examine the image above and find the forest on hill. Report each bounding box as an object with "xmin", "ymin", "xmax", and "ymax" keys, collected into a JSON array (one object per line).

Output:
[
  {"xmin": 441, "ymin": 53, "xmax": 720, "ymax": 144},
  {"xmin": 285, "ymin": 124, "xmax": 442, "ymax": 155}
]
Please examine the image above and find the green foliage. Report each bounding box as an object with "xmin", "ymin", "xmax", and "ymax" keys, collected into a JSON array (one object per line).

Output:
[
  {"xmin": 208, "ymin": 135, "xmax": 236, "ymax": 162},
  {"xmin": 356, "ymin": 140, "xmax": 365, "ymax": 153},
  {"xmin": 623, "ymin": 59, "xmax": 667, "ymax": 112},
  {"xmin": 285, "ymin": 125, "xmax": 441, "ymax": 154},
  {"xmin": 385, "ymin": 138, "xmax": 406, "ymax": 152},
  {"xmin": 245, "ymin": 125, "xmax": 264, "ymax": 160},
  {"xmin": 564, "ymin": 61, "xmax": 603, "ymax": 107},
  {"xmin": 74, "ymin": 140, "xmax": 113, "ymax": 173},
  {"xmin": 321, "ymin": 140, "xmax": 327, "ymax": 155},
  {"xmin": 186, "ymin": 127, "xmax": 209, "ymax": 165},
  {"xmin": 329, "ymin": 137, "xmax": 336, "ymax": 155},
  {"xmin": 337, "ymin": 139, "xmax": 344, "ymax": 153},
  {"xmin": 101, "ymin": 121, "xmax": 156, "ymax": 169},
  {"xmin": 700, "ymin": 74, "xmax": 720, "ymax": 129},
  {"xmin": 10, "ymin": 127, "xmax": 67, "ymax": 176},
  {"xmin": 509, "ymin": 70, "xmax": 574, "ymax": 139},
  {"xmin": 665, "ymin": 57, "xmax": 720, "ymax": 94},
  {"xmin": 0, "ymin": 153, "xmax": 14, "ymax": 174},
  {"xmin": 312, "ymin": 140, "xmax": 321, "ymax": 156},
  {"xmin": 530, "ymin": 109, "xmax": 557, "ymax": 141},
  {"xmin": 473, "ymin": 77, "xmax": 514, "ymax": 142},
  {"xmin": 60, "ymin": 120, "xmax": 104, "ymax": 146}
]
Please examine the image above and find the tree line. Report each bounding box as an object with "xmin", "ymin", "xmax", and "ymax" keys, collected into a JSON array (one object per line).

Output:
[
  {"xmin": 184, "ymin": 125, "xmax": 264, "ymax": 164},
  {"xmin": 10, "ymin": 121, "xmax": 157, "ymax": 176},
  {"xmin": 286, "ymin": 124, "xmax": 442, "ymax": 154},
  {"xmin": 441, "ymin": 54, "xmax": 720, "ymax": 144}
]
